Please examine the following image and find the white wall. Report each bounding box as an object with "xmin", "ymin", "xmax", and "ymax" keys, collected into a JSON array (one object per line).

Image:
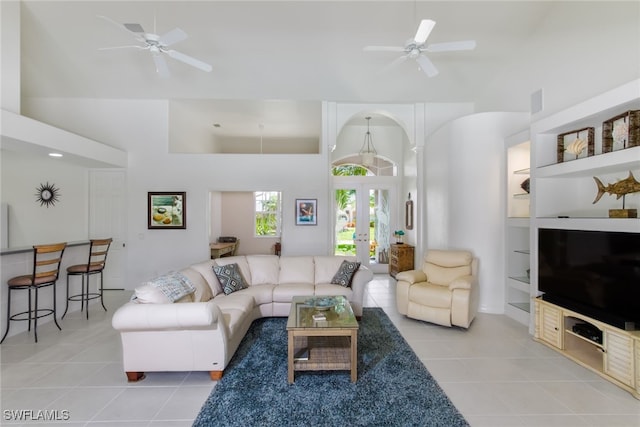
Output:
[
  {"xmin": 425, "ymin": 112, "xmax": 530, "ymax": 314},
  {"xmin": 1, "ymin": 150, "xmax": 88, "ymax": 247},
  {"xmin": 476, "ymin": 1, "xmax": 640, "ymax": 119},
  {"xmin": 21, "ymin": 97, "xmax": 332, "ymax": 287}
]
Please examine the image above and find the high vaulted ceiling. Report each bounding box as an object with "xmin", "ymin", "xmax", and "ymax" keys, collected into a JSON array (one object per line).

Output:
[{"xmin": 12, "ymin": 1, "xmax": 638, "ymax": 144}]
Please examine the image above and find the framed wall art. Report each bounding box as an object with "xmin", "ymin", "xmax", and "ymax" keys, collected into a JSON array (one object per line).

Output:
[
  {"xmin": 556, "ymin": 127, "xmax": 594, "ymax": 163},
  {"xmin": 148, "ymin": 192, "xmax": 186, "ymax": 229},
  {"xmin": 602, "ymin": 110, "xmax": 639, "ymax": 153},
  {"xmin": 295, "ymin": 198, "xmax": 317, "ymax": 225}
]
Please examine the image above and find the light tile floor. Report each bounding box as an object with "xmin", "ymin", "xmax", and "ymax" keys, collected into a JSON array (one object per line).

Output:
[{"xmin": 1, "ymin": 274, "xmax": 639, "ymax": 426}]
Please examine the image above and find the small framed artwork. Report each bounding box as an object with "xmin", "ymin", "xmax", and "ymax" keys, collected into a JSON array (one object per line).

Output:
[
  {"xmin": 603, "ymin": 110, "xmax": 639, "ymax": 153},
  {"xmin": 296, "ymin": 199, "xmax": 317, "ymax": 226},
  {"xmin": 148, "ymin": 192, "xmax": 186, "ymax": 229},
  {"xmin": 556, "ymin": 127, "xmax": 594, "ymax": 163}
]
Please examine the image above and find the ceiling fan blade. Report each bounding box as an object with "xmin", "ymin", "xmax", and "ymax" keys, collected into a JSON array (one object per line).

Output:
[
  {"xmin": 414, "ymin": 19, "xmax": 436, "ymax": 44},
  {"xmin": 97, "ymin": 15, "xmax": 146, "ymax": 42},
  {"xmin": 159, "ymin": 28, "xmax": 188, "ymax": 47},
  {"xmin": 98, "ymin": 45, "xmax": 147, "ymax": 51},
  {"xmin": 415, "ymin": 54, "xmax": 439, "ymax": 77},
  {"xmin": 426, "ymin": 40, "xmax": 477, "ymax": 53},
  {"xmin": 166, "ymin": 50, "xmax": 212, "ymax": 72},
  {"xmin": 379, "ymin": 55, "xmax": 409, "ymax": 74},
  {"xmin": 363, "ymin": 46, "xmax": 406, "ymax": 53},
  {"xmin": 123, "ymin": 23, "xmax": 145, "ymax": 34},
  {"xmin": 153, "ymin": 53, "xmax": 171, "ymax": 78}
]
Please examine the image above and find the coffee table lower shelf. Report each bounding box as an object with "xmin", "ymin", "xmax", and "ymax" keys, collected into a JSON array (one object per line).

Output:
[{"xmin": 288, "ymin": 332, "xmax": 357, "ymax": 383}]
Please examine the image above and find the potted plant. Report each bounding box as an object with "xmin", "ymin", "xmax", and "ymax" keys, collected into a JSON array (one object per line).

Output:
[{"xmin": 394, "ymin": 230, "xmax": 405, "ymax": 244}]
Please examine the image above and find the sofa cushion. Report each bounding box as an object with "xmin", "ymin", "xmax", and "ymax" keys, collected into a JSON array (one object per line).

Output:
[
  {"xmin": 278, "ymin": 256, "xmax": 315, "ymax": 284},
  {"xmin": 246, "ymin": 255, "xmax": 280, "ymax": 286},
  {"xmin": 213, "ymin": 292, "xmax": 255, "ymax": 313},
  {"xmin": 134, "ymin": 272, "xmax": 196, "ymax": 303},
  {"xmin": 190, "ymin": 260, "xmax": 223, "ymax": 297},
  {"xmin": 179, "ymin": 268, "xmax": 213, "ymax": 302},
  {"xmin": 315, "ymin": 283, "xmax": 354, "ymax": 299},
  {"xmin": 331, "ymin": 260, "xmax": 361, "ymax": 287},
  {"xmin": 213, "ymin": 263, "xmax": 249, "ymax": 295},
  {"xmin": 314, "ymin": 256, "xmax": 357, "ymax": 284},
  {"xmin": 272, "ymin": 283, "xmax": 315, "ymax": 302},
  {"xmin": 234, "ymin": 285, "xmax": 275, "ymax": 306}
]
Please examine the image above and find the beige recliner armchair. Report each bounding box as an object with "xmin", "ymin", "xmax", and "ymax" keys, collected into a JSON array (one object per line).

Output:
[{"xmin": 396, "ymin": 249, "xmax": 478, "ymax": 328}]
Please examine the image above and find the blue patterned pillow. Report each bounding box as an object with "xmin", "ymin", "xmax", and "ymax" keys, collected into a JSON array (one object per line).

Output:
[
  {"xmin": 213, "ymin": 263, "xmax": 248, "ymax": 295},
  {"xmin": 331, "ymin": 260, "xmax": 361, "ymax": 287}
]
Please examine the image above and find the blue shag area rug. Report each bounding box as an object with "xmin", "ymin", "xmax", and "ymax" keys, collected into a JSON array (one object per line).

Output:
[{"xmin": 193, "ymin": 307, "xmax": 469, "ymax": 427}]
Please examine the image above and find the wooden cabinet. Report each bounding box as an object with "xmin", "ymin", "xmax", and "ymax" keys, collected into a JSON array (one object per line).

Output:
[
  {"xmin": 389, "ymin": 244, "xmax": 414, "ymax": 278},
  {"xmin": 535, "ymin": 298, "xmax": 640, "ymax": 399},
  {"xmin": 536, "ymin": 301, "xmax": 562, "ymax": 349}
]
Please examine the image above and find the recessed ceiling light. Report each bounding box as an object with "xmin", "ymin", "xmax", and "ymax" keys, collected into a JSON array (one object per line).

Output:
[{"xmin": 48, "ymin": 153, "xmax": 63, "ymax": 157}]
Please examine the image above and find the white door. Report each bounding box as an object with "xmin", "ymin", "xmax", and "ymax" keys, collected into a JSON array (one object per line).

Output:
[
  {"xmin": 333, "ymin": 179, "xmax": 397, "ymax": 274},
  {"xmin": 89, "ymin": 169, "xmax": 127, "ymax": 289}
]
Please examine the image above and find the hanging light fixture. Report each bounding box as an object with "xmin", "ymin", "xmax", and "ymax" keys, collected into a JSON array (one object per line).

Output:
[{"xmin": 359, "ymin": 116, "xmax": 377, "ymax": 166}]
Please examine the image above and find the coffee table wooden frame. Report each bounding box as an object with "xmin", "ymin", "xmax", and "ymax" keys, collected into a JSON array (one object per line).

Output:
[{"xmin": 286, "ymin": 296, "xmax": 358, "ymax": 384}]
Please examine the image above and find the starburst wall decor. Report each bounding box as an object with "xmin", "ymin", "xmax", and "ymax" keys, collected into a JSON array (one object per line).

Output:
[{"xmin": 35, "ymin": 182, "xmax": 61, "ymax": 207}]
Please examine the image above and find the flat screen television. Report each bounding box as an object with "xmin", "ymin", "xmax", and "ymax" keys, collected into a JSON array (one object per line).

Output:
[{"xmin": 538, "ymin": 228, "xmax": 640, "ymax": 330}]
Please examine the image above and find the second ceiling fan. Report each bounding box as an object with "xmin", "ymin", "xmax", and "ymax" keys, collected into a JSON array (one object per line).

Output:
[{"xmin": 364, "ymin": 19, "xmax": 476, "ymax": 77}]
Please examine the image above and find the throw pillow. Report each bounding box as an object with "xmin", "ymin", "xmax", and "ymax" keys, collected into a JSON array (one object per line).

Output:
[
  {"xmin": 213, "ymin": 263, "xmax": 248, "ymax": 295},
  {"xmin": 331, "ymin": 260, "xmax": 361, "ymax": 287},
  {"xmin": 133, "ymin": 271, "xmax": 196, "ymax": 303}
]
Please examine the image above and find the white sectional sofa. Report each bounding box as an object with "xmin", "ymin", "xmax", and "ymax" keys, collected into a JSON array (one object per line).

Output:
[{"xmin": 112, "ymin": 255, "xmax": 373, "ymax": 381}]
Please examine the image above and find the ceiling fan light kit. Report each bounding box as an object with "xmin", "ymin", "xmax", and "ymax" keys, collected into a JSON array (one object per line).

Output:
[
  {"xmin": 98, "ymin": 15, "xmax": 212, "ymax": 78},
  {"xmin": 364, "ymin": 18, "xmax": 476, "ymax": 77}
]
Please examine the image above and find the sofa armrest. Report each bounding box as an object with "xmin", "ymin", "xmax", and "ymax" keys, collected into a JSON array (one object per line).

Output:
[
  {"xmin": 348, "ymin": 265, "xmax": 374, "ymax": 317},
  {"xmin": 448, "ymin": 275, "xmax": 476, "ymax": 291},
  {"xmin": 395, "ymin": 270, "xmax": 427, "ymax": 284},
  {"xmin": 112, "ymin": 300, "xmax": 221, "ymax": 331}
]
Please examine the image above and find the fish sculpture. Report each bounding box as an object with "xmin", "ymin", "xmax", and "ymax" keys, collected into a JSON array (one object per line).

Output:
[{"xmin": 592, "ymin": 171, "xmax": 640, "ymax": 204}]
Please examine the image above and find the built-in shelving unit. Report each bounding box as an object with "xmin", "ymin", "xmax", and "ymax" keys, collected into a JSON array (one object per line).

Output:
[
  {"xmin": 504, "ymin": 131, "xmax": 531, "ymax": 326},
  {"xmin": 531, "ymin": 79, "xmax": 640, "ymax": 395}
]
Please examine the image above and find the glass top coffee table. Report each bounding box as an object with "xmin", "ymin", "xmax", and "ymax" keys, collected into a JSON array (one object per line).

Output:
[{"xmin": 286, "ymin": 295, "xmax": 359, "ymax": 384}]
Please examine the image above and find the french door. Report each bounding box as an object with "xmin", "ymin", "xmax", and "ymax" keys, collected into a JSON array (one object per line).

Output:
[{"xmin": 333, "ymin": 179, "xmax": 396, "ymax": 274}]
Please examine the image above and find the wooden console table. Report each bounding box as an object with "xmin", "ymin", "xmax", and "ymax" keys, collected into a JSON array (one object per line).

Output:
[{"xmin": 210, "ymin": 241, "xmax": 238, "ymax": 259}]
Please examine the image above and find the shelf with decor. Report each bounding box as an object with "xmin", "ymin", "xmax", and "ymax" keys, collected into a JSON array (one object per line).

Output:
[{"xmin": 504, "ymin": 130, "xmax": 531, "ymax": 326}]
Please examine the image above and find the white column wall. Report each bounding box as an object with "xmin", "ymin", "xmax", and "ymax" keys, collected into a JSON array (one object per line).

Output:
[{"xmin": 425, "ymin": 112, "xmax": 529, "ymax": 314}]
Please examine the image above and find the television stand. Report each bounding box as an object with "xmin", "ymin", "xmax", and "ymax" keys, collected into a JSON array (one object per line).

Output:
[{"xmin": 534, "ymin": 297, "xmax": 640, "ymax": 400}]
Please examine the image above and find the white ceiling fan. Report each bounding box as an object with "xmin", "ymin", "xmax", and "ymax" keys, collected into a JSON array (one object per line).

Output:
[
  {"xmin": 97, "ymin": 15, "xmax": 212, "ymax": 78},
  {"xmin": 364, "ymin": 19, "xmax": 476, "ymax": 77}
]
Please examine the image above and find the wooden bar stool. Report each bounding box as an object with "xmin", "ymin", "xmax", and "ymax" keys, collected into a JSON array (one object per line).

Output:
[
  {"xmin": 62, "ymin": 238, "xmax": 112, "ymax": 319},
  {"xmin": 1, "ymin": 242, "xmax": 67, "ymax": 343}
]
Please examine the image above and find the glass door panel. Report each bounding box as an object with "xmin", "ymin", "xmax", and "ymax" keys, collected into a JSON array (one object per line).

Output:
[{"xmin": 334, "ymin": 184, "xmax": 394, "ymax": 273}]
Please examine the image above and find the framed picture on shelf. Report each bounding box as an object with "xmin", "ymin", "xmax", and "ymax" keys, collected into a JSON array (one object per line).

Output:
[
  {"xmin": 295, "ymin": 199, "xmax": 317, "ymax": 225},
  {"xmin": 148, "ymin": 192, "xmax": 186, "ymax": 229},
  {"xmin": 602, "ymin": 110, "xmax": 639, "ymax": 153},
  {"xmin": 556, "ymin": 127, "xmax": 594, "ymax": 163}
]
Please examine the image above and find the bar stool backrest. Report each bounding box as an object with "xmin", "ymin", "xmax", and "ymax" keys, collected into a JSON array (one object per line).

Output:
[
  {"xmin": 86, "ymin": 238, "xmax": 113, "ymax": 272},
  {"xmin": 33, "ymin": 242, "xmax": 67, "ymax": 282}
]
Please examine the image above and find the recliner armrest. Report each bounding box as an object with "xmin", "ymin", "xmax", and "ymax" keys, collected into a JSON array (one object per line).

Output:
[
  {"xmin": 448, "ymin": 275, "xmax": 476, "ymax": 291},
  {"xmin": 112, "ymin": 300, "xmax": 221, "ymax": 331},
  {"xmin": 395, "ymin": 270, "xmax": 427, "ymax": 284}
]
